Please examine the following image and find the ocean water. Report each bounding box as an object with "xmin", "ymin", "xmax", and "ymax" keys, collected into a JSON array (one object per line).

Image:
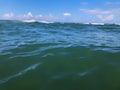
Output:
[{"xmin": 0, "ymin": 20, "xmax": 120, "ymax": 90}]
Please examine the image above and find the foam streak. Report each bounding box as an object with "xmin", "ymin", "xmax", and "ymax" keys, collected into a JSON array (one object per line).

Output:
[{"xmin": 0, "ymin": 62, "xmax": 42, "ymax": 84}]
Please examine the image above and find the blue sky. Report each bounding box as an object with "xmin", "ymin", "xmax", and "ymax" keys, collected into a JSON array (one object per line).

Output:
[{"xmin": 0, "ymin": 0, "xmax": 120, "ymax": 23}]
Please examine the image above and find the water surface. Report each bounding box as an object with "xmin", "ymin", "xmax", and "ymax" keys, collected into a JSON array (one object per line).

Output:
[{"xmin": 0, "ymin": 20, "xmax": 120, "ymax": 90}]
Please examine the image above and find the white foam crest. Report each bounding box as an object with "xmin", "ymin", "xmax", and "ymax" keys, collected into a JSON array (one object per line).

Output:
[
  {"xmin": 38, "ymin": 21, "xmax": 54, "ymax": 24},
  {"xmin": 0, "ymin": 62, "xmax": 42, "ymax": 84},
  {"xmin": 21, "ymin": 20, "xmax": 54, "ymax": 24},
  {"xmin": 90, "ymin": 23, "xmax": 105, "ymax": 25},
  {"xmin": 83, "ymin": 23, "xmax": 120, "ymax": 25},
  {"xmin": 83, "ymin": 22, "xmax": 90, "ymax": 25},
  {"xmin": 82, "ymin": 22, "xmax": 105, "ymax": 25},
  {"xmin": 22, "ymin": 19, "xmax": 37, "ymax": 23}
]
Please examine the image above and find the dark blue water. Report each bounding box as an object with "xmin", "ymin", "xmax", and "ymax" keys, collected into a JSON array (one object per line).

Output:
[{"xmin": 0, "ymin": 20, "xmax": 120, "ymax": 90}]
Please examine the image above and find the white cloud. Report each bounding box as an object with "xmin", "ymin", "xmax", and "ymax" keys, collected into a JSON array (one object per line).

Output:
[
  {"xmin": 3, "ymin": 13, "xmax": 14, "ymax": 18},
  {"xmin": 79, "ymin": 8, "xmax": 120, "ymax": 22},
  {"xmin": 20, "ymin": 12, "xmax": 56, "ymax": 21},
  {"xmin": 80, "ymin": 8, "xmax": 110, "ymax": 14},
  {"xmin": 79, "ymin": 8, "xmax": 120, "ymax": 14},
  {"xmin": 97, "ymin": 14, "xmax": 114, "ymax": 21},
  {"xmin": 23, "ymin": 12, "xmax": 33, "ymax": 18},
  {"xmin": 105, "ymin": 2, "xmax": 120, "ymax": 5},
  {"xmin": 63, "ymin": 13, "xmax": 71, "ymax": 17}
]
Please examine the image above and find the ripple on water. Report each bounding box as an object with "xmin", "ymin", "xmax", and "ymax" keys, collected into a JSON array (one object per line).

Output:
[{"xmin": 0, "ymin": 62, "xmax": 43, "ymax": 85}]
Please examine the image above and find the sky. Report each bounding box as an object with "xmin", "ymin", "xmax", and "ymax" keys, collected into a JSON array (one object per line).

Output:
[{"xmin": 0, "ymin": 0, "xmax": 120, "ymax": 23}]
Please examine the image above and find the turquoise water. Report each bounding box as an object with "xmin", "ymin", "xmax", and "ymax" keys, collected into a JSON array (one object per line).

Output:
[{"xmin": 0, "ymin": 20, "xmax": 120, "ymax": 90}]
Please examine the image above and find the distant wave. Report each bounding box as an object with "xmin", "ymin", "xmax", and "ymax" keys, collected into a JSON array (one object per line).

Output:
[
  {"xmin": 0, "ymin": 20, "xmax": 120, "ymax": 25},
  {"xmin": 84, "ymin": 23, "xmax": 120, "ymax": 26},
  {"xmin": 0, "ymin": 20, "xmax": 120, "ymax": 26},
  {"xmin": 90, "ymin": 23, "xmax": 105, "ymax": 25},
  {"xmin": 82, "ymin": 23, "xmax": 105, "ymax": 25},
  {"xmin": 21, "ymin": 20, "xmax": 37, "ymax": 23},
  {"xmin": 21, "ymin": 20, "xmax": 54, "ymax": 24},
  {"xmin": 38, "ymin": 21, "xmax": 54, "ymax": 24}
]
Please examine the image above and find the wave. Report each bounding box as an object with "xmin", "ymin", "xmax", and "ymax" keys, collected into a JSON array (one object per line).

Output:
[
  {"xmin": 21, "ymin": 20, "xmax": 37, "ymax": 23},
  {"xmin": 78, "ymin": 67, "xmax": 96, "ymax": 77},
  {"xmin": 0, "ymin": 20, "xmax": 120, "ymax": 26},
  {"xmin": 38, "ymin": 21, "xmax": 54, "ymax": 24},
  {"xmin": 90, "ymin": 23, "xmax": 105, "ymax": 25},
  {"xmin": 83, "ymin": 23, "xmax": 120, "ymax": 26},
  {"xmin": 21, "ymin": 20, "xmax": 54, "ymax": 24},
  {"xmin": 0, "ymin": 62, "xmax": 42, "ymax": 84}
]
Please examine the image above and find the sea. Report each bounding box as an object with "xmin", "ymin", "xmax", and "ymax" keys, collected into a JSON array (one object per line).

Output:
[{"xmin": 0, "ymin": 20, "xmax": 120, "ymax": 90}]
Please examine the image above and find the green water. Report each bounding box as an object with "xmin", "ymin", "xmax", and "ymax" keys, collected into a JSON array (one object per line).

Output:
[{"xmin": 0, "ymin": 20, "xmax": 120, "ymax": 90}]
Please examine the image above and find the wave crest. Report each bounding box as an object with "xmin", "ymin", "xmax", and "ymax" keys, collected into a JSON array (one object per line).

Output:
[{"xmin": 21, "ymin": 20, "xmax": 54, "ymax": 24}]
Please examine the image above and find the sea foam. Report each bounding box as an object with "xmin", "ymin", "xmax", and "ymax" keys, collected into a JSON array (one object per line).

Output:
[{"xmin": 21, "ymin": 20, "xmax": 54, "ymax": 24}]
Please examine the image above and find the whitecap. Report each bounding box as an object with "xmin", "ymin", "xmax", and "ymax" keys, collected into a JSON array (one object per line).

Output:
[
  {"xmin": 83, "ymin": 23, "xmax": 90, "ymax": 25},
  {"xmin": 21, "ymin": 20, "xmax": 37, "ymax": 23},
  {"xmin": 90, "ymin": 23, "xmax": 105, "ymax": 25},
  {"xmin": 21, "ymin": 20, "xmax": 54, "ymax": 24},
  {"xmin": 38, "ymin": 21, "xmax": 54, "ymax": 24}
]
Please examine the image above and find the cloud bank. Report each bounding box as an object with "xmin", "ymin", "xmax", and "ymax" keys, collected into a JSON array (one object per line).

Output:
[
  {"xmin": 97, "ymin": 15, "xmax": 114, "ymax": 21},
  {"xmin": 79, "ymin": 8, "xmax": 120, "ymax": 22}
]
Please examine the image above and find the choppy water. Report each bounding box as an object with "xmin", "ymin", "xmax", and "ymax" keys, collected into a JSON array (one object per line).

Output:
[{"xmin": 0, "ymin": 20, "xmax": 120, "ymax": 90}]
